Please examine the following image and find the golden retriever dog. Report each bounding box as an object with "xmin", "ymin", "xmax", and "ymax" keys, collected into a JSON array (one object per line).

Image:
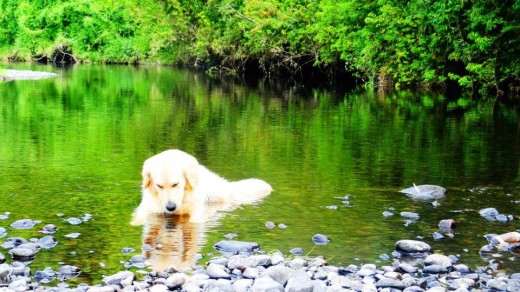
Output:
[
  {"xmin": 132, "ymin": 149, "xmax": 272, "ymax": 224},
  {"xmin": 131, "ymin": 149, "xmax": 272, "ymax": 271}
]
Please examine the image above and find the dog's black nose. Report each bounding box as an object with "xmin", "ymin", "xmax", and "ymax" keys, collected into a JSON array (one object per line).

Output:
[{"xmin": 165, "ymin": 202, "xmax": 177, "ymax": 212}]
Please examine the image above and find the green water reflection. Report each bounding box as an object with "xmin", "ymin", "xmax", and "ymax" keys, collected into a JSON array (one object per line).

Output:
[{"xmin": 1, "ymin": 63, "xmax": 519, "ymax": 285}]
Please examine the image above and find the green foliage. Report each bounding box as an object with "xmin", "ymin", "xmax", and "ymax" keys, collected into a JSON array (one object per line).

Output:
[{"xmin": 0, "ymin": 0, "xmax": 518, "ymax": 95}]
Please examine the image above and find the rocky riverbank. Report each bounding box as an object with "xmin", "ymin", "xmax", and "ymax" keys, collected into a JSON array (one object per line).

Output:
[
  {"xmin": 1, "ymin": 237, "xmax": 520, "ymax": 291},
  {"xmin": 0, "ymin": 69, "xmax": 57, "ymax": 81}
]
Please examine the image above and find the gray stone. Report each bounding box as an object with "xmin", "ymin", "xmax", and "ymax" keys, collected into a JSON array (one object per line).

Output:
[
  {"xmin": 252, "ymin": 276, "xmax": 284, "ymax": 292},
  {"xmin": 288, "ymin": 257, "xmax": 306, "ymax": 269},
  {"xmin": 487, "ymin": 279, "xmax": 507, "ymax": 291},
  {"xmin": 8, "ymin": 278, "xmax": 29, "ymax": 292},
  {"xmin": 228, "ymin": 254, "xmax": 271, "ymax": 270},
  {"xmin": 400, "ymin": 184, "xmax": 446, "ymax": 200},
  {"xmin": 286, "ymin": 270, "xmax": 314, "ymax": 292},
  {"xmin": 358, "ymin": 264, "xmax": 378, "ymax": 276},
  {"xmin": 10, "ymin": 247, "xmax": 37, "ymax": 259},
  {"xmin": 243, "ymin": 267, "xmax": 260, "ymax": 279},
  {"xmin": 206, "ymin": 263, "xmax": 231, "ymax": 279},
  {"xmin": 395, "ymin": 240, "xmax": 432, "ymax": 255},
  {"xmin": 261, "ymin": 264, "xmax": 292, "ymax": 286},
  {"xmin": 233, "ymin": 278, "xmax": 254, "ymax": 291},
  {"xmin": 213, "ymin": 240, "xmax": 260, "ymax": 255},
  {"xmin": 399, "ymin": 262, "xmax": 418, "ymax": 274},
  {"xmin": 102, "ymin": 271, "xmax": 135, "ymax": 286},
  {"xmin": 203, "ymin": 279, "xmax": 234, "ymax": 292},
  {"xmin": 423, "ymin": 254, "xmax": 453, "ymax": 273},
  {"xmin": 376, "ymin": 277, "xmax": 405, "ymax": 289},
  {"xmin": 165, "ymin": 272, "xmax": 187, "ymax": 289}
]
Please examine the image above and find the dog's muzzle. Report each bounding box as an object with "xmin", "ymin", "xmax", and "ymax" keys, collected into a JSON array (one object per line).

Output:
[{"xmin": 165, "ymin": 202, "xmax": 177, "ymax": 212}]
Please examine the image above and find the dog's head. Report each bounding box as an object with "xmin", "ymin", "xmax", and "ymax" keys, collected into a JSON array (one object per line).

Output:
[{"xmin": 141, "ymin": 150, "xmax": 199, "ymax": 215}]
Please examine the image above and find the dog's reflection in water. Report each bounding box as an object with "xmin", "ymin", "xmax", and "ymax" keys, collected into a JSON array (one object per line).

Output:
[{"xmin": 138, "ymin": 213, "xmax": 212, "ymax": 272}]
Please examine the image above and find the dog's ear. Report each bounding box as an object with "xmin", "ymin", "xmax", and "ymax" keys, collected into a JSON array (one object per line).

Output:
[
  {"xmin": 142, "ymin": 160, "xmax": 153, "ymax": 190},
  {"xmin": 183, "ymin": 163, "xmax": 199, "ymax": 191}
]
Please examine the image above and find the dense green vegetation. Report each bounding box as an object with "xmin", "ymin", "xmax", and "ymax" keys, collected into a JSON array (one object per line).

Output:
[{"xmin": 0, "ymin": 0, "xmax": 518, "ymax": 96}]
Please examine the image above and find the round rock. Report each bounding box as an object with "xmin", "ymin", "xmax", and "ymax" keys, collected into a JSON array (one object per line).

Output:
[
  {"xmin": 395, "ymin": 240, "xmax": 432, "ymax": 255},
  {"xmin": 102, "ymin": 271, "xmax": 135, "ymax": 286},
  {"xmin": 400, "ymin": 184, "xmax": 446, "ymax": 200},
  {"xmin": 38, "ymin": 236, "xmax": 58, "ymax": 249},
  {"xmin": 10, "ymin": 219, "xmax": 36, "ymax": 229},
  {"xmin": 312, "ymin": 234, "xmax": 330, "ymax": 245},
  {"xmin": 213, "ymin": 240, "xmax": 260, "ymax": 255}
]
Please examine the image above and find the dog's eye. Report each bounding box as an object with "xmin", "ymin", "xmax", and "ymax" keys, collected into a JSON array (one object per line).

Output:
[
  {"xmin": 171, "ymin": 183, "xmax": 179, "ymax": 188},
  {"xmin": 156, "ymin": 184, "xmax": 163, "ymax": 189}
]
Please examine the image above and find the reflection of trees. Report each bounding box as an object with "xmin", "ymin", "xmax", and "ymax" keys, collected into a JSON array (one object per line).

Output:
[{"xmin": 1, "ymin": 64, "xmax": 519, "ymax": 280}]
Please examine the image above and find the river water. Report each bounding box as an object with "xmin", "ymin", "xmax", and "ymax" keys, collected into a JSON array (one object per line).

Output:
[{"xmin": 0, "ymin": 63, "xmax": 519, "ymax": 285}]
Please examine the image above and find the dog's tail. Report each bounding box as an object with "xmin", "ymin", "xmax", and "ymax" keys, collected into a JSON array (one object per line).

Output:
[{"xmin": 228, "ymin": 178, "xmax": 273, "ymax": 203}]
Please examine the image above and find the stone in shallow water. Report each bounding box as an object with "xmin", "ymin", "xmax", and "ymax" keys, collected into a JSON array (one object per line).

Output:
[
  {"xmin": 38, "ymin": 236, "xmax": 58, "ymax": 249},
  {"xmin": 102, "ymin": 271, "xmax": 135, "ymax": 286},
  {"xmin": 479, "ymin": 207, "xmax": 499, "ymax": 219},
  {"xmin": 395, "ymin": 240, "xmax": 432, "ymax": 255},
  {"xmin": 10, "ymin": 247, "xmax": 37, "ymax": 262},
  {"xmin": 125, "ymin": 255, "xmax": 148, "ymax": 269},
  {"xmin": 57, "ymin": 265, "xmax": 81, "ymax": 279},
  {"xmin": 289, "ymin": 247, "xmax": 304, "ymax": 256},
  {"xmin": 65, "ymin": 233, "xmax": 81, "ymax": 239},
  {"xmin": 34, "ymin": 268, "xmax": 56, "ymax": 283},
  {"xmin": 213, "ymin": 240, "xmax": 260, "ymax": 255},
  {"xmin": 40, "ymin": 224, "xmax": 58, "ymax": 234},
  {"xmin": 383, "ymin": 211, "xmax": 394, "ymax": 218},
  {"xmin": 65, "ymin": 217, "xmax": 82, "ymax": 225},
  {"xmin": 401, "ymin": 212, "xmax": 420, "ymax": 220},
  {"xmin": 265, "ymin": 221, "xmax": 276, "ymax": 229},
  {"xmin": 10, "ymin": 219, "xmax": 36, "ymax": 229},
  {"xmin": 121, "ymin": 247, "xmax": 135, "ymax": 254},
  {"xmin": 312, "ymin": 234, "xmax": 330, "ymax": 245},
  {"xmin": 400, "ymin": 184, "xmax": 446, "ymax": 200},
  {"xmin": 423, "ymin": 254, "xmax": 453, "ymax": 273},
  {"xmin": 1, "ymin": 237, "xmax": 28, "ymax": 249}
]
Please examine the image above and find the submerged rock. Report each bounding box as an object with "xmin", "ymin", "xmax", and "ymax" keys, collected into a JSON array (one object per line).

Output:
[
  {"xmin": 102, "ymin": 271, "xmax": 135, "ymax": 286},
  {"xmin": 38, "ymin": 236, "xmax": 58, "ymax": 249},
  {"xmin": 395, "ymin": 240, "xmax": 432, "ymax": 256},
  {"xmin": 401, "ymin": 212, "xmax": 420, "ymax": 220},
  {"xmin": 400, "ymin": 184, "xmax": 446, "ymax": 200},
  {"xmin": 65, "ymin": 217, "xmax": 82, "ymax": 225},
  {"xmin": 213, "ymin": 240, "xmax": 260, "ymax": 255},
  {"xmin": 57, "ymin": 265, "xmax": 81, "ymax": 279},
  {"xmin": 1, "ymin": 237, "xmax": 28, "ymax": 249},
  {"xmin": 10, "ymin": 247, "xmax": 37, "ymax": 260},
  {"xmin": 10, "ymin": 219, "xmax": 36, "ymax": 229},
  {"xmin": 39, "ymin": 224, "xmax": 58, "ymax": 234},
  {"xmin": 423, "ymin": 254, "xmax": 453, "ymax": 273},
  {"xmin": 34, "ymin": 268, "xmax": 56, "ymax": 283},
  {"xmin": 125, "ymin": 255, "xmax": 148, "ymax": 269},
  {"xmin": 479, "ymin": 207, "xmax": 513, "ymax": 221},
  {"xmin": 289, "ymin": 248, "xmax": 304, "ymax": 256},
  {"xmin": 438, "ymin": 219, "xmax": 456, "ymax": 231},
  {"xmin": 311, "ymin": 234, "xmax": 330, "ymax": 245}
]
